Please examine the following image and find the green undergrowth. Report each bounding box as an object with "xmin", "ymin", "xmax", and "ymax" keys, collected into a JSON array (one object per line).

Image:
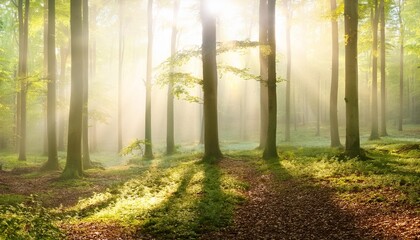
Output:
[
  {"xmin": 64, "ymin": 153, "xmax": 246, "ymax": 239},
  {"xmin": 0, "ymin": 196, "xmax": 65, "ymax": 240},
  {"xmin": 233, "ymin": 142, "xmax": 419, "ymax": 206}
]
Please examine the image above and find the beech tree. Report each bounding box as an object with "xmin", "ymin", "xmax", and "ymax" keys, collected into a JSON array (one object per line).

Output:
[
  {"xmin": 82, "ymin": 0, "xmax": 92, "ymax": 168},
  {"xmin": 258, "ymin": 0, "xmax": 268, "ymax": 150},
  {"xmin": 144, "ymin": 0, "xmax": 154, "ymax": 159},
  {"xmin": 379, "ymin": 0, "xmax": 387, "ymax": 136},
  {"xmin": 17, "ymin": 0, "xmax": 29, "ymax": 161},
  {"xmin": 62, "ymin": 0, "xmax": 84, "ymax": 178},
  {"xmin": 42, "ymin": 0, "xmax": 59, "ymax": 171},
  {"xmin": 167, "ymin": 0, "xmax": 181, "ymax": 155},
  {"xmin": 344, "ymin": 0, "xmax": 361, "ymax": 157},
  {"xmin": 369, "ymin": 0, "xmax": 380, "ymax": 140},
  {"xmin": 201, "ymin": 0, "xmax": 222, "ymax": 160},
  {"xmin": 263, "ymin": 0, "xmax": 278, "ymax": 160},
  {"xmin": 329, "ymin": 0, "xmax": 341, "ymax": 147}
]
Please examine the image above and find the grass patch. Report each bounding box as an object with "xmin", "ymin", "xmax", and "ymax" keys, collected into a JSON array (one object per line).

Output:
[
  {"xmin": 0, "ymin": 194, "xmax": 26, "ymax": 205},
  {"xmin": 64, "ymin": 153, "xmax": 246, "ymax": 239}
]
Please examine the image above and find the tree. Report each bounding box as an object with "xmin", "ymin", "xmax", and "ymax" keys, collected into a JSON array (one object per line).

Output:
[
  {"xmin": 42, "ymin": 0, "xmax": 59, "ymax": 171},
  {"xmin": 284, "ymin": 0, "xmax": 292, "ymax": 142},
  {"xmin": 344, "ymin": 0, "xmax": 361, "ymax": 157},
  {"xmin": 144, "ymin": 0, "xmax": 154, "ymax": 159},
  {"xmin": 369, "ymin": 0, "xmax": 380, "ymax": 140},
  {"xmin": 263, "ymin": 0, "xmax": 278, "ymax": 160},
  {"xmin": 396, "ymin": 0, "xmax": 404, "ymax": 131},
  {"xmin": 17, "ymin": 0, "xmax": 29, "ymax": 161},
  {"xmin": 201, "ymin": 0, "xmax": 222, "ymax": 160},
  {"xmin": 62, "ymin": 0, "xmax": 84, "ymax": 178},
  {"xmin": 167, "ymin": 0, "xmax": 180, "ymax": 155},
  {"xmin": 329, "ymin": 0, "xmax": 342, "ymax": 147},
  {"xmin": 258, "ymin": 0, "xmax": 268, "ymax": 150},
  {"xmin": 82, "ymin": 0, "xmax": 92, "ymax": 168},
  {"xmin": 117, "ymin": 0, "xmax": 124, "ymax": 152},
  {"xmin": 379, "ymin": 0, "xmax": 388, "ymax": 136}
]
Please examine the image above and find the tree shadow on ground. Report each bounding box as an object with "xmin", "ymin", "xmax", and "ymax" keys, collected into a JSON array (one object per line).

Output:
[
  {"xmin": 202, "ymin": 156, "xmax": 401, "ymax": 240},
  {"xmin": 136, "ymin": 159, "xmax": 241, "ymax": 239}
]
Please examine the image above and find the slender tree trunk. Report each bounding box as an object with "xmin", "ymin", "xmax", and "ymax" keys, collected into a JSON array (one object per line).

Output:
[
  {"xmin": 18, "ymin": 0, "xmax": 29, "ymax": 161},
  {"xmin": 258, "ymin": 0, "xmax": 268, "ymax": 149},
  {"xmin": 117, "ymin": 0, "xmax": 124, "ymax": 152},
  {"xmin": 379, "ymin": 0, "xmax": 387, "ymax": 136},
  {"xmin": 90, "ymin": 5, "xmax": 97, "ymax": 152},
  {"xmin": 62, "ymin": 0, "xmax": 84, "ymax": 179},
  {"xmin": 330, "ymin": 0, "xmax": 341, "ymax": 147},
  {"xmin": 42, "ymin": 0, "xmax": 59, "ymax": 171},
  {"xmin": 167, "ymin": 0, "xmax": 180, "ymax": 155},
  {"xmin": 58, "ymin": 44, "xmax": 68, "ymax": 151},
  {"xmin": 82, "ymin": 0, "xmax": 92, "ymax": 168},
  {"xmin": 285, "ymin": 2, "xmax": 291, "ymax": 142},
  {"xmin": 43, "ymin": 0, "xmax": 48, "ymax": 156},
  {"xmin": 344, "ymin": 0, "xmax": 361, "ymax": 157},
  {"xmin": 144, "ymin": 0, "xmax": 154, "ymax": 159},
  {"xmin": 263, "ymin": 0, "xmax": 278, "ymax": 160},
  {"xmin": 370, "ymin": 0, "xmax": 380, "ymax": 140},
  {"xmin": 316, "ymin": 75, "xmax": 320, "ymax": 137},
  {"xmin": 398, "ymin": 1, "xmax": 404, "ymax": 131},
  {"xmin": 201, "ymin": 0, "xmax": 222, "ymax": 160}
]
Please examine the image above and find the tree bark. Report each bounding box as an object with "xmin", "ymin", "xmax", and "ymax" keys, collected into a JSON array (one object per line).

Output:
[
  {"xmin": 201, "ymin": 0, "xmax": 222, "ymax": 160},
  {"xmin": 258, "ymin": 0, "xmax": 268, "ymax": 150},
  {"xmin": 330, "ymin": 0, "xmax": 342, "ymax": 147},
  {"xmin": 285, "ymin": 0, "xmax": 291, "ymax": 142},
  {"xmin": 369, "ymin": 0, "xmax": 380, "ymax": 140},
  {"xmin": 58, "ymin": 44, "xmax": 69, "ymax": 151},
  {"xmin": 263, "ymin": 0, "xmax": 278, "ymax": 160},
  {"xmin": 42, "ymin": 0, "xmax": 60, "ymax": 171},
  {"xmin": 379, "ymin": 0, "xmax": 388, "ymax": 136},
  {"xmin": 397, "ymin": 0, "xmax": 404, "ymax": 131},
  {"xmin": 62, "ymin": 0, "xmax": 84, "ymax": 178},
  {"xmin": 82, "ymin": 0, "xmax": 92, "ymax": 168},
  {"xmin": 344, "ymin": 0, "xmax": 361, "ymax": 157},
  {"xmin": 117, "ymin": 0, "xmax": 124, "ymax": 152},
  {"xmin": 18, "ymin": 0, "xmax": 29, "ymax": 161},
  {"xmin": 167, "ymin": 0, "xmax": 180, "ymax": 155},
  {"xmin": 144, "ymin": 0, "xmax": 154, "ymax": 159}
]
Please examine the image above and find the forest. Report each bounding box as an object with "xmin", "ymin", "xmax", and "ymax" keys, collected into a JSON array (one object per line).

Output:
[{"xmin": 0, "ymin": 0, "xmax": 419, "ymax": 239}]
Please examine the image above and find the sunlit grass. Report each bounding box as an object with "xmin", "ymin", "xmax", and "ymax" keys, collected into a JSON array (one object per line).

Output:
[
  {"xmin": 237, "ymin": 141, "xmax": 420, "ymax": 205},
  {"xmin": 64, "ymin": 153, "xmax": 246, "ymax": 238}
]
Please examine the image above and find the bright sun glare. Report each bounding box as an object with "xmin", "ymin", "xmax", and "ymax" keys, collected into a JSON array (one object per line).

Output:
[{"xmin": 205, "ymin": 0, "xmax": 232, "ymax": 16}]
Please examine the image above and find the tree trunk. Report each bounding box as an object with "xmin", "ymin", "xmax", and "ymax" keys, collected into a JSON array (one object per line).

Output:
[
  {"xmin": 344, "ymin": 0, "xmax": 361, "ymax": 157},
  {"xmin": 167, "ymin": 0, "xmax": 180, "ymax": 155},
  {"xmin": 42, "ymin": 0, "xmax": 60, "ymax": 171},
  {"xmin": 258, "ymin": 0, "xmax": 268, "ymax": 150},
  {"xmin": 82, "ymin": 0, "xmax": 92, "ymax": 168},
  {"xmin": 201, "ymin": 0, "xmax": 222, "ymax": 160},
  {"xmin": 316, "ymin": 75, "xmax": 320, "ymax": 137},
  {"xmin": 369, "ymin": 0, "xmax": 380, "ymax": 140},
  {"xmin": 117, "ymin": 0, "xmax": 124, "ymax": 152},
  {"xmin": 144, "ymin": 0, "xmax": 154, "ymax": 159},
  {"xmin": 398, "ymin": 1, "xmax": 404, "ymax": 131},
  {"xmin": 263, "ymin": 0, "xmax": 278, "ymax": 160},
  {"xmin": 379, "ymin": 0, "xmax": 388, "ymax": 136},
  {"xmin": 62, "ymin": 0, "xmax": 84, "ymax": 179},
  {"xmin": 18, "ymin": 0, "xmax": 29, "ymax": 161},
  {"xmin": 330, "ymin": 0, "xmax": 341, "ymax": 147},
  {"xmin": 43, "ymin": 0, "xmax": 48, "ymax": 156},
  {"xmin": 90, "ymin": 5, "xmax": 97, "ymax": 152},
  {"xmin": 58, "ymin": 44, "xmax": 69, "ymax": 151},
  {"xmin": 285, "ymin": 1, "xmax": 291, "ymax": 142}
]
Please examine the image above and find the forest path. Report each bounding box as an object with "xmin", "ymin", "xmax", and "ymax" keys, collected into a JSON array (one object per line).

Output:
[{"xmin": 202, "ymin": 157, "xmax": 419, "ymax": 240}]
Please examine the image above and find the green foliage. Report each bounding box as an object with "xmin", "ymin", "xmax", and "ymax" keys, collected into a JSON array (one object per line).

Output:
[
  {"xmin": 120, "ymin": 139, "xmax": 150, "ymax": 156},
  {"xmin": 0, "ymin": 196, "xmax": 65, "ymax": 240},
  {"xmin": 0, "ymin": 194, "xmax": 26, "ymax": 205}
]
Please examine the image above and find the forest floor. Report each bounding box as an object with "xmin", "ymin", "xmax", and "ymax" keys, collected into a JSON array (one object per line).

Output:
[{"xmin": 1, "ymin": 132, "xmax": 420, "ymax": 239}]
